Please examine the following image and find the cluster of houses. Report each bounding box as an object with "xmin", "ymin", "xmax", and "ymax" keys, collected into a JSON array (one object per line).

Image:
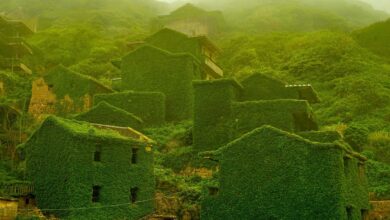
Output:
[{"xmin": 1, "ymin": 4, "xmax": 371, "ymax": 220}]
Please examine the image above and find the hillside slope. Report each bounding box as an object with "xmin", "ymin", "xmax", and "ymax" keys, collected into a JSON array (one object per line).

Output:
[
  {"xmin": 194, "ymin": 0, "xmax": 389, "ymax": 32},
  {"xmin": 219, "ymin": 31, "xmax": 390, "ymax": 130},
  {"xmin": 353, "ymin": 19, "xmax": 390, "ymax": 62}
]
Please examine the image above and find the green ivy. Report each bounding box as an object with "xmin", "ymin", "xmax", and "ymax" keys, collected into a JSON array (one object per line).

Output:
[
  {"xmin": 121, "ymin": 45, "xmax": 200, "ymax": 122},
  {"xmin": 74, "ymin": 101, "xmax": 143, "ymax": 130},
  {"xmin": 94, "ymin": 90, "xmax": 166, "ymax": 127},
  {"xmin": 201, "ymin": 126, "xmax": 369, "ymax": 220},
  {"xmin": 25, "ymin": 116, "xmax": 155, "ymax": 219}
]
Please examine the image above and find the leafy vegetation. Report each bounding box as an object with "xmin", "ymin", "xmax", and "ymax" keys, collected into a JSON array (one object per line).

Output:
[{"xmin": 0, "ymin": 0, "xmax": 389, "ymax": 218}]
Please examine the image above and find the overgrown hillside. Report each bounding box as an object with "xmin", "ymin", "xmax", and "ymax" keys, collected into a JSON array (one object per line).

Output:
[
  {"xmin": 353, "ymin": 19, "xmax": 390, "ymax": 62},
  {"xmin": 195, "ymin": 0, "xmax": 389, "ymax": 32},
  {"xmin": 0, "ymin": 0, "xmax": 168, "ymax": 83},
  {"xmin": 0, "ymin": 0, "xmax": 388, "ymax": 130},
  {"xmin": 219, "ymin": 31, "xmax": 390, "ymax": 131},
  {"xmin": 0, "ymin": 1, "xmax": 389, "ymax": 218}
]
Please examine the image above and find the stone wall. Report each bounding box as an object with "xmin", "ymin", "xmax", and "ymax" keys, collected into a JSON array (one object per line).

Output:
[{"xmin": 0, "ymin": 198, "xmax": 18, "ymax": 220}]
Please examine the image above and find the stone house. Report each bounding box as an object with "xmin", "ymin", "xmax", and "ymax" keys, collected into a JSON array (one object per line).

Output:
[
  {"xmin": 193, "ymin": 78, "xmax": 319, "ymax": 151},
  {"xmin": 24, "ymin": 116, "xmax": 155, "ymax": 220},
  {"xmin": 152, "ymin": 3, "xmax": 225, "ymax": 37},
  {"xmin": 201, "ymin": 126, "xmax": 369, "ymax": 220},
  {"xmin": 0, "ymin": 17, "xmax": 34, "ymax": 74},
  {"xmin": 145, "ymin": 28, "xmax": 223, "ymax": 79},
  {"xmin": 120, "ymin": 45, "xmax": 200, "ymax": 122},
  {"xmin": 28, "ymin": 65, "xmax": 112, "ymax": 119}
]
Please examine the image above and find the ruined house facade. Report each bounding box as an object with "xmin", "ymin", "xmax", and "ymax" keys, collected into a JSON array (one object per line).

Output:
[
  {"xmin": 152, "ymin": 3, "xmax": 225, "ymax": 37},
  {"xmin": 145, "ymin": 28, "xmax": 223, "ymax": 80},
  {"xmin": 25, "ymin": 116, "xmax": 155, "ymax": 220},
  {"xmin": 193, "ymin": 77, "xmax": 319, "ymax": 151},
  {"xmin": 120, "ymin": 45, "xmax": 200, "ymax": 122},
  {"xmin": 28, "ymin": 65, "xmax": 112, "ymax": 119},
  {"xmin": 201, "ymin": 126, "xmax": 370, "ymax": 220},
  {"xmin": 110, "ymin": 28, "xmax": 223, "ymax": 124},
  {"xmin": 0, "ymin": 17, "xmax": 34, "ymax": 74}
]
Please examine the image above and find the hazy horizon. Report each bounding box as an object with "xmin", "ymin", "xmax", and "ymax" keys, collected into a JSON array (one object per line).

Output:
[{"xmin": 158, "ymin": 0, "xmax": 390, "ymax": 13}]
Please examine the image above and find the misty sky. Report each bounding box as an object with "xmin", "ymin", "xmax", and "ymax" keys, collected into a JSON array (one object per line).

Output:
[{"xmin": 158, "ymin": 0, "xmax": 390, "ymax": 13}]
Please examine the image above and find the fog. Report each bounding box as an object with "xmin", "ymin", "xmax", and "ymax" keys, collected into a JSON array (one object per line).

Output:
[
  {"xmin": 360, "ymin": 0, "xmax": 390, "ymax": 12},
  {"xmin": 158, "ymin": 0, "xmax": 390, "ymax": 13}
]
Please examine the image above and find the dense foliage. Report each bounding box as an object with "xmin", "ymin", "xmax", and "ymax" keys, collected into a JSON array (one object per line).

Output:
[
  {"xmin": 121, "ymin": 45, "xmax": 200, "ymax": 122},
  {"xmin": 0, "ymin": 0, "xmax": 389, "ymax": 218},
  {"xmin": 74, "ymin": 101, "xmax": 144, "ymax": 130},
  {"xmin": 25, "ymin": 116, "xmax": 155, "ymax": 219},
  {"xmin": 201, "ymin": 126, "xmax": 369, "ymax": 219},
  {"xmin": 94, "ymin": 91, "xmax": 166, "ymax": 127},
  {"xmin": 219, "ymin": 31, "xmax": 390, "ymax": 131}
]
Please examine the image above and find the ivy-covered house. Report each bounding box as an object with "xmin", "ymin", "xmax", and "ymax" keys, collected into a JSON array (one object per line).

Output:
[
  {"xmin": 240, "ymin": 73, "xmax": 320, "ymax": 103},
  {"xmin": 120, "ymin": 45, "xmax": 200, "ymax": 122},
  {"xmin": 145, "ymin": 28, "xmax": 223, "ymax": 79},
  {"xmin": 24, "ymin": 116, "xmax": 155, "ymax": 220},
  {"xmin": 151, "ymin": 3, "xmax": 225, "ymax": 37},
  {"xmin": 0, "ymin": 17, "xmax": 34, "ymax": 74},
  {"xmin": 193, "ymin": 78, "xmax": 318, "ymax": 151},
  {"xmin": 0, "ymin": 104, "xmax": 22, "ymax": 148},
  {"xmin": 28, "ymin": 65, "xmax": 113, "ymax": 119},
  {"xmin": 74, "ymin": 101, "xmax": 143, "ymax": 130},
  {"xmin": 94, "ymin": 90, "xmax": 166, "ymax": 127},
  {"xmin": 201, "ymin": 126, "xmax": 369, "ymax": 220}
]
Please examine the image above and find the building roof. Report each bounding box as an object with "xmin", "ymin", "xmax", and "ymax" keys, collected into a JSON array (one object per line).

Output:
[
  {"xmin": 37, "ymin": 116, "xmax": 129, "ymax": 141},
  {"xmin": 159, "ymin": 3, "xmax": 223, "ymax": 23},
  {"xmin": 285, "ymin": 84, "xmax": 320, "ymax": 104},
  {"xmin": 169, "ymin": 3, "xmax": 208, "ymax": 16},
  {"xmin": 91, "ymin": 124, "xmax": 155, "ymax": 144},
  {"xmin": 74, "ymin": 101, "xmax": 143, "ymax": 128},
  {"xmin": 202, "ymin": 125, "xmax": 366, "ymax": 162},
  {"xmin": 44, "ymin": 65, "xmax": 113, "ymax": 94},
  {"xmin": 0, "ymin": 17, "xmax": 34, "ymax": 36},
  {"xmin": 147, "ymin": 28, "xmax": 220, "ymax": 53},
  {"xmin": 193, "ymin": 78, "xmax": 244, "ymax": 91},
  {"xmin": 241, "ymin": 72, "xmax": 320, "ymax": 104},
  {"xmin": 123, "ymin": 44, "xmax": 200, "ymax": 63},
  {"xmin": 241, "ymin": 72, "xmax": 288, "ymax": 86}
]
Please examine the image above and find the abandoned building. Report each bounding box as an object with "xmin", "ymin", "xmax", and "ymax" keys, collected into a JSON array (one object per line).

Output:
[
  {"xmin": 0, "ymin": 17, "xmax": 34, "ymax": 75},
  {"xmin": 74, "ymin": 101, "xmax": 144, "ymax": 130},
  {"xmin": 24, "ymin": 116, "xmax": 155, "ymax": 220},
  {"xmin": 120, "ymin": 45, "xmax": 200, "ymax": 122},
  {"xmin": 0, "ymin": 103, "xmax": 25, "ymax": 153},
  {"xmin": 193, "ymin": 77, "xmax": 319, "ymax": 151},
  {"xmin": 114, "ymin": 28, "xmax": 223, "ymax": 81},
  {"xmin": 28, "ymin": 65, "xmax": 113, "ymax": 119},
  {"xmin": 94, "ymin": 90, "xmax": 166, "ymax": 127},
  {"xmin": 110, "ymin": 28, "xmax": 223, "ymax": 123},
  {"xmin": 152, "ymin": 3, "xmax": 225, "ymax": 37},
  {"xmin": 145, "ymin": 28, "xmax": 223, "ymax": 80},
  {"xmin": 240, "ymin": 73, "xmax": 320, "ymax": 103},
  {"xmin": 201, "ymin": 125, "xmax": 369, "ymax": 220}
]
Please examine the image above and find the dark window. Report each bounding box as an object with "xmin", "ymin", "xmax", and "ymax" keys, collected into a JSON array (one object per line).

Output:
[
  {"xmin": 361, "ymin": 209, "xmax": 369, "ymax": 220},
  {"xmin": 94, "ymin": 145, "xmax": 102, "ymax": 162},
  {"xmin": 344, "ymin": 157, "xmax": 350, "ymax": 176},
  {"xmin": 130, "ymin": 187, "xmax": 138, "ymax": 204},
  {"xmin": 92, "ymin": 186, "xmax": 101, "ymax": 203},
  {"xmin": 346, "ymin": 206, "xmax": 353, "ymax": 220},
  {"xmin": 131, "ymin": 148, "xmax": 138, "ymax": 164},
  {"xmin": 208, "ymin": 187, "xmax": 219, "ymax": 196},
  {"xmin": 48, "ymin": 84, "xmax": 54, "ymax": 90}
]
